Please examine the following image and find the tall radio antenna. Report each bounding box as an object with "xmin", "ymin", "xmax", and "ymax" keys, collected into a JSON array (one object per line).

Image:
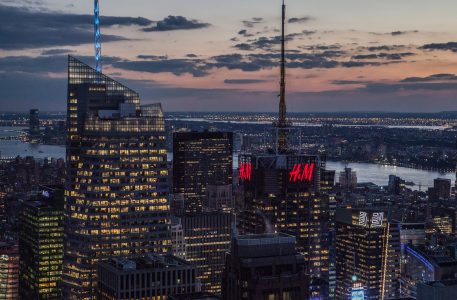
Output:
[
  {"xmin": 94, "ymin": 0, "xmax": 102, "ymax": 73},
  {"xmin": 274, "ymin": 0, "xmax": 290, "ymax": 153}
]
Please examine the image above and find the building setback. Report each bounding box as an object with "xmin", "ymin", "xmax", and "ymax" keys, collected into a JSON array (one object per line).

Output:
[
  {"xmin": 222, "ymin": 233, "xmax": 308, "ymax": 300},
  {"xmin": 63, "ymin": 56, "xmax": 170, "ymax": 299},
  {"xmin": 173, "ymin": 131, "xmax": 233, "ymax": 213},
  {"xmin": 97, "ymin": 254, "xmax": 199, "ymax": 300}
]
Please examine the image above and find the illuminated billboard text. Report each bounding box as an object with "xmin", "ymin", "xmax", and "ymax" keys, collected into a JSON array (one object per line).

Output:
[
  {"xmin": 239, "ymin": 162, "xmax": 252, "ymax": 181},
  {"xmin": 289, "ymin": 163, "xmax": 315, "ymax": 183},
  {"xmin": 357, "ymin": 211, "xmax": 385, "ymax": 228}
]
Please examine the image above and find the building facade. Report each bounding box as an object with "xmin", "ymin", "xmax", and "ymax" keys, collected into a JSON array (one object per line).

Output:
[
  {"xmin": 222, "ymin": 233, "xmax": 308, "ymax": 300},
  {"xmin": 97, "ymin": 254, "xmax": 199, "ymax": 300},
  {"xmin": 0, "ymin": 242, "xmax": 19, "ymax": 300},
  {"xmin": 181, "ymin": 212, "xmax": 233, "ymax": 294},
  {"xmin": 63, "ymin": 57, "xmax": 170, "ymax": 299},
  {"xmin": 238, "ymin": 153, "xmax": 330, "ymax": 286},
  {"xmin": 335, "ymin": 208, "xmax": 401, "ymax": 300},
  {"xmin": 19, "ymin": 193, "xmax": 64, "ymax": 299},
  {"xmin": 173, "ymin": 131, "xmax": 233, "ymax": 213}
]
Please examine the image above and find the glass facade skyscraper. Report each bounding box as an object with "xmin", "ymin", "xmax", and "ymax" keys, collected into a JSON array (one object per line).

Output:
[
  {"xmin": 335, "ymin": 208, "xmax": 400, "ymax": 300},
  {"xmin": 19, "ymin": 194, "xmax": 64, "ymax": 299},
  {"xmin": 173, "ymin": 131, "xmax": 233, "ymax": 213},
  {"xmin": 63, "ymin": 57, "xmax": 170, "ymax": 299}
]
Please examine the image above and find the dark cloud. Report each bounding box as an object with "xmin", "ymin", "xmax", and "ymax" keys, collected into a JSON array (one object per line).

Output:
[
  {"xmin": 302, "ymin": 44, "xmax": 342, "ymax": 51},
  {"xmin": 234, "ymin": 34, "xmax": 296, "ymax": 51},
  {"xmin": 391, "ymin": 30, "xmax": 418, "ymax": 36},
  {"xmin": 238, "ymin": 29, "xmax": 254, "ymax": 37},
  {"xmin": 302, "ymin": 30, "xmax": 317, "ymax": 36},
  {"xmin": 242, "ymin": 18, "xmax": 263, "ymax": 28},
  {"xmin": 341, "ymin": 61, "xmax": 384, "ymax": 68},
  {"xmin": 143, "ymin": 16, "xmax": 210, "ymax": 32},
  {"xmin": 224, "ymin": 79, "xmax": 268, "ymax": 84},
  {"xmin": 401, "ymin": 73, "xmax": 457, "ymax": 82},
  {"xmin": 288, "ymin": 17, "xmax": 313, "ymax": 24},
  {"xmin": 0, "ymin": 55, "xmax": 122, "ymax": 74},
  {"xmin": 362, "ymin": 82, "xmax": 457, "ymax": 93},
  {"xmin": 420, "ymin": 42, "xmax": 457, "ymax": 52},
  {"xmin": 137, "ymin": 55, "xmax": 168, "ymax": 60},
  {"xmin": 41, "ymin": 49, "xmax": 75, "ymax": 56},
  {"xmin": 367, "ymin": 45, "xmax": 405, "ymax": 52},
  {"xmin": 331, "ymin": 80, "xmax": 372, "ymax": 85},
  {"xmin": 0, "ymin": 4, "xmax": 151, "ymax": 50},
  {"xmin": 211, "ymin": 54, "xmax": 269, "ymax": 72},
  {"xmin": 234, "ymin": 43, "xmax": 254, "ymax": 51},
  {"xmin": 352, "ymin": 52, "xmax": 415, "ymax": 60},
  {"xmin": 112, "ymin": 59, "xmax": 209, "ymax": 77}
]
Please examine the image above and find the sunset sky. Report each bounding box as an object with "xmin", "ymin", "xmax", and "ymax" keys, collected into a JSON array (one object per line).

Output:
[{"xmin": 2, "ymin": 0, "xmax": 457, "ymax": 112}]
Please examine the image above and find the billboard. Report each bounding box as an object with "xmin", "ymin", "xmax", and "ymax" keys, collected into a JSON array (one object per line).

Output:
[{"xmin": 351, "ymin": 287, "xmax": 365, "ymax": 300}]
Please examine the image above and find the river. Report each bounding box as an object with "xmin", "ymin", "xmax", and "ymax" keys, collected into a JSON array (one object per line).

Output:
[{"xmin": 0, "ymin": 126, "xmax": 453, "ymax": 190}]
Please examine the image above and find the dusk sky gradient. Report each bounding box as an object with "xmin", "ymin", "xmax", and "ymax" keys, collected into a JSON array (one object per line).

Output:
[{"xmin": 2, "ymin": 0, "xmax": 457, "ymax": 112}]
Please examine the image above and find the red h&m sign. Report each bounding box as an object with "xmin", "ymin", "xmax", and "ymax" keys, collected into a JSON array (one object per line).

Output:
[
  {"xmin": 289, "ymin": 163, "xmax": 315, "ymax": 182},
  {"xmin": 239, "ymin": 162, "xmax": 252, "ymax": 181}
]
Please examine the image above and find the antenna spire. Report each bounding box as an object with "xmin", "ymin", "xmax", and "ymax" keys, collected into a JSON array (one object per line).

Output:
[
  {"xmin": 94, "ymin": 0, "xmax": 102, "ymax": 73},
  {"xmin": 275, "ymin": 0, "xmax": 289, "ymax": 153}
]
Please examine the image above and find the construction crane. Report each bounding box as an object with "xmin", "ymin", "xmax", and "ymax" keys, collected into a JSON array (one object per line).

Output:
[{"xmin": 94, "ymin": 0, "xmax": 102, "ymax": 72}]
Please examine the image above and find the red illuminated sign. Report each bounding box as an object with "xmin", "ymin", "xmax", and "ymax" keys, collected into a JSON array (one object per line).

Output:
[
  {"xmin": 289, "ymin": 163, "xmax": 315, "ymax": 183},
  {"xmin": 239, "ymin": 162, "xmax": 252, "ymax": 181}
]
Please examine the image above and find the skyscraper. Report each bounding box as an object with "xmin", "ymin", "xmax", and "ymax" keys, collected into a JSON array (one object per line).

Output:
[
  {"xmin": 29, "ymin": 109, "xmax": 40, "ymax": 137},
  {"xmin": 335, "ymin": 208, "xmax": 401, "ymax": 300},
  {"xmin": 237, "ymin": 2, "xmax": 330, "ymax": 296},
  {"xmin": 0, "ymin": 241, "xmax": 19, "ymax": 300},
  {"xmin": 180, "ymin": 212, "xmax": 233, "ymax": 294},
  {"xmin": 222, "ymin": 233, "xmax": 308, "ymax": 300},
  {"xmin": 239, "ymin": 154, "xmax": 330, "ymax": 281},
  {"xmin": 63, "ymin": 56, "xmax": 170, "ymax": 299},
  {"xmin": 19, "ymin": 190, "xmax": 64, "ymax": 299},
  {"xmin": 97, "ymin": 254, "xmax": 200, "ymax": 300},
  {"xmin": 173, "ymin": 131, "xmax": 233, "ymax": 213}
]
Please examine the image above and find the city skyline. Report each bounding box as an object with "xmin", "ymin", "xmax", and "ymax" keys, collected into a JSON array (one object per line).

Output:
[{"xmin": 3, "ymin": 0, "xmax": 457, "ymax": 112}]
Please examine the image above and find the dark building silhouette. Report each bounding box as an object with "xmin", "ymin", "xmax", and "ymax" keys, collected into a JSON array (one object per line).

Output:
[
  {"xmin": 417, "ymin": 280, "xmax": 457, "ymax": 300},
  {"xmin": 63, "ymin": 57, "xmax": 170, "ymax": 299},
  {"xmin": 97, "ymin": 254, "xmax": 199, "ymax": 300},
  {"xmin": 388, "ymin": 175, "xmax": 405, "ymax": 195},
  {"xmin": 433, "ymin": 178, "xmax": 452, "ymax": 201},
  {"xmin": 19, "ymin": 188, "xmax": 64, "ymax": 299},
  {"xmin": 222, "ymin": 233, "xmax": 308, "ymax": 300},
  {"xmin": 29, "ymin": 109, "xmax": 40, "ymax": 137},
  {"xmin": 173, "ymin": 131, "xmax": 233, "ymax": 213}
]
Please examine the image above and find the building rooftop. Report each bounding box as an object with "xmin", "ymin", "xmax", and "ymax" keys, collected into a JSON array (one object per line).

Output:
[
  {"xmin": 101, "ymin": 253, "xmax": 192, "ymax": 272},
  {"xmin": 232, "ymin": 233, "xmax": 299, "ymax": 259},
  {"xmin": 236, "ymin": 233, "xmax": 296, "ymax": 246}
]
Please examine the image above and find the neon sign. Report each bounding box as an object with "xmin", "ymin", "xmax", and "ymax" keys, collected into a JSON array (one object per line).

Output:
[
  {"xmin": 289, "ymin": 163, "xmax": 315, "ymax": 182},
  {"xmin": 239, "ymin": 162, "xmax": 252, "ymax": 181}
]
